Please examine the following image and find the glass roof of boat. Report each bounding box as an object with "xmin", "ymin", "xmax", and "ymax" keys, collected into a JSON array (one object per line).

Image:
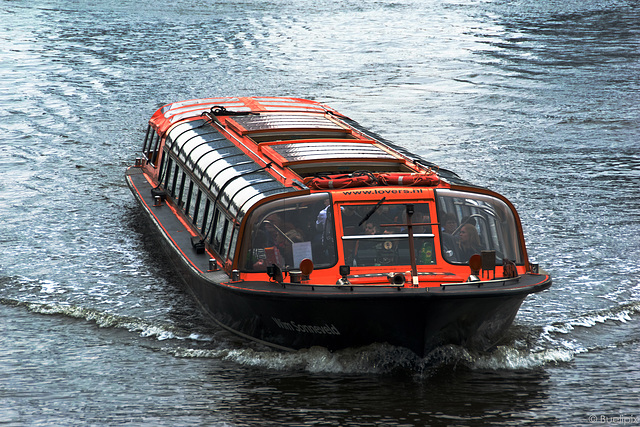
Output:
[
  {"xmin": 268, "ymin": 141, "xmax": 397, "ymax": 163},
  {"xmin": 228, "ymin": 114, "xmax": 345, "ymax": 133},
  {"xmin": 165, "ymin": 119, "xmax": 296, "ymax": 223},
  {"xmin": 226, "ymin": 113, "xmax": 356, "ymax": 144},
  {"xmin": 225, "ymin": 113, "xmax": 401, "ymax": 169},
  {"xmin": 159, "ymin": 97, "xmax": 424, "ymax": 222},
  {"xmin": 152, "ymin": 97, "xmax": 333, "ymax": 135}
]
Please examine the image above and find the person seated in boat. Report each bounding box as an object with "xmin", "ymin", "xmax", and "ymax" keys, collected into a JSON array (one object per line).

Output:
[
  {"xmin": 409, "ymin": 210, "xmax": 430, "ymax": 234},
  {"xmin": 340, "ymin": 205, "xmax": 361, "ymax": 235},
  {"xmin": 351, "ymin": 221, "xmax": 381, "ymax": 266},
  {"xmin": 376, "ymin": 205, "xmax": 398, "ymax": 228},
  {"xmin": 387, "ymin": 204, "xmax": 429, "ymax": 234},
  {"xmin": 249, "ymin": 219, "xmax": 279, "ymax": 250},
  {"xmin": 437, "ymin": 212, "xmax": 457, "ymax": 263},
  {"xmin": 250, "ymin": 218, "xmax": 304, "ymax": 269},
  {"xmin": 441, "ymin": 212, "xmax": 457, "ymax": 235},
  {"xmin": 248, "ymin": 220, "xmax": 282, "ymax": 269},
  {"xmin": 274, "ymin": 223, "xmax": 305, "ymax": 267},
  {"xmin": 312, "ymin": 200, "xmax": 338, "ymax": 265},
  {"xmin": 363, "ymin": 221, "xmax": 377, "ymax": 236},
  {"xmin": 456, "ymin": 223, "xmax": 483, "ymax": 263}
]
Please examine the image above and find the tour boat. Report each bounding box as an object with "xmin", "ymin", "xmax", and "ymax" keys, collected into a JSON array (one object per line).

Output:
[{"xmin": 125, "ymin": 97, "xmax": 551, "ymax": 356}]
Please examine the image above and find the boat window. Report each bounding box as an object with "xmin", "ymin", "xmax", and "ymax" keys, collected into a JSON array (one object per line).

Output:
[
  {"xmin": 239, "ymin": 193, "xmax": 336, "ymax": 271},
  {"xmin": 200, "ymin": 199, "xmax": 211, "ymax": 234},
  {"xmin": 340, "ymin": 203, "xmax": 435, "ymax": 267},
  {"xmin": 143, "ymin": 131, "xmax": 161, "ymax": 168},
  {"xmin": 212, "ymin": 210, "xmax": 226, "ymax": 250},
  {"xmin": 161, "ymin": 156, "xmax": 173, "ymax": 189},
  {"xmin": 177, "ymin": 172, "xmax": 187, "ymax": 207},
  {"xmin": 141, "ymin": 125, "xmax": 152, "ymax": 160},
  {"xmin": 184, "ymin": 178, "xmax": 195, "ymax": 215},
  {"xmin": 192, "ymin": 190, "xmax": 203, "ymax": 227},
  {"xmin": 228, "ymin": 224, "xmax": 239, "ymax": 261},
  {"xmin": 222, "ymin": 219, "xmax": 232, "ymax": 256},
  {"xmin": 436, "ymin": 189, "xmax": 523, "ymax": 265},
  {"xmin": 149, "ymin": 133, "xmax": 161, "ymax": 167},
  {"xmin": 169, "ymin": 164, "xmax": 180, "ymax": 198}
]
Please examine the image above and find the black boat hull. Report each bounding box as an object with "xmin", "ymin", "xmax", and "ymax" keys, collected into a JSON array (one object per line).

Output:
[
  {"xmin": 157, "ymin": 234, "xmax": 548, "ymax": 356},
  {"xmin": 127, "ymin": 167, "xmax": 551, "ymax": 357},
  {"xmin": 188, "ymin": 278, "xmax": 531, "ymax": 356}
]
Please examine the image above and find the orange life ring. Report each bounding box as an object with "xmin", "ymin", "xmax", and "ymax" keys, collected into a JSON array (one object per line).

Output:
[
  {"xmin": 305, "ymin": 174, "xmax": 375, "ymax": 190},
  {"xmin": 378, "ymin": 173, "xmax": 439, "ymax": 187}
]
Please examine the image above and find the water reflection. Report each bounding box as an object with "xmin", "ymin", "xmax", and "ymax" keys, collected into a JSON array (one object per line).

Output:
[{"xmin": 213, "ymin": 365, "xmax": 552, "ymax": 426}]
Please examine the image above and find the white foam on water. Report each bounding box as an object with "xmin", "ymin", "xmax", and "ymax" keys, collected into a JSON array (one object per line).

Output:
[
  {"xmin": 2, "ymin": 297, "xmax": 214, "ymax": 345},
  {"xmin": 167, "ymin": 302, "xmax": 640, "ymax": 374},
  {"xmin": 3, "ymin": 287, "xmax": 638, "ymax": 375}
]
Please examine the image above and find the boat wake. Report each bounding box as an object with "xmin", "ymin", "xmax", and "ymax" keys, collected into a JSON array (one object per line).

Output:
[
  {"xmin": 2, "ymin": 273, "xmax": 638, "ymax": 375},
  {"xmin": 0, "ymin": 295, "xmax": 215, "ymax": 345},
  {"xmin": 167, "ymin": 300, "xmax": 640, "ymax": 374},
  {"xmin": 536, "ymin": 299, "xmax": 640, "ymax": 354}
]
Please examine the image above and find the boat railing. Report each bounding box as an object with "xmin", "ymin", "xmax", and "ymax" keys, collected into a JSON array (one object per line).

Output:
[
  {"xmin": 440, "ymin": 276, "xmax": 521, "ymax": 290},
  {"xmin": 342, "ymin": 233, "xmax": 435, "ymax": 240},
  {"xmin": 274, "ymin": 281, "xmax": 406, "ymax": 291}
]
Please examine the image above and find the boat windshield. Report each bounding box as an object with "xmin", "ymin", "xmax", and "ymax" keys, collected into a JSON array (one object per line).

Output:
[
  {"xmin": 239, "ymin": 193, "xmax": 337, "ymax": 271},
  {"xmin": 340, "ymin": 203, "xmax": 436, "ymax": 267},
  {"xmin": 436, "ymin": 189, "xmax": 523, "ymax": 265}
]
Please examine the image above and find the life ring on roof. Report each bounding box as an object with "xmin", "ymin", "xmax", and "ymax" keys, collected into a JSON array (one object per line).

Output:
[
  {"xmin": 378, "ymin": 172, "xmax": 439, "ymax": 187},
  {"xmin": 305, "ymin": 173, "xmax": 376, "ymax": 190}
]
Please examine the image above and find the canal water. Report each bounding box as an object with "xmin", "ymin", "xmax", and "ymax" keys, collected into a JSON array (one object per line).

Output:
[{"xmin": 1, "ymin": 0, "xmax": 638, "ymax": 425}]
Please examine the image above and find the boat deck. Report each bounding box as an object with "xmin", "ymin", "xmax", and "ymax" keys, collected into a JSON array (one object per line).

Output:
[{"xmin": 126, "ymin": 167, "xmax": 228, "ymax": 283}]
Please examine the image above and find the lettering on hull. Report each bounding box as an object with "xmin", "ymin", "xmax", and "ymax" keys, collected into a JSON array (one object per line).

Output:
[{"xmin": 272, "ymin": 317, "xmax": 341, "ymax": 335}]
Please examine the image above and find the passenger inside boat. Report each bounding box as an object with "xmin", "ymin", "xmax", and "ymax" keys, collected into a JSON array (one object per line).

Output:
[
  {"xmin": 436, "ymin": 189, "xmax": 523, "ymax": 266},
  {"xmin": 341, "ymin": 203, "xmax": 435, "ymax": 267},
  {"xmin": 456, "ymin": 223, "xmax": 483, "ymax": 262},
  {"xmin": 240, "ymin": 193, "xmax": 337, "ymax": 271},
  {"xmin": 351, "ymin": 221, "xmax": 381, "ymax": 266},
  {"xmin": 314, "ymin": 199, "xmax": 334, "ymax": 252},
  {"xmin": 440, "ymin": 213, "xmax": 458, "ymax": 234}
]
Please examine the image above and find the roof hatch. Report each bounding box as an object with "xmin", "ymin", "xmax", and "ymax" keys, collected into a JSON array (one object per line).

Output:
[{"xmin": 226, "ymin": 113, "xmax": 354, "ymax": 143}]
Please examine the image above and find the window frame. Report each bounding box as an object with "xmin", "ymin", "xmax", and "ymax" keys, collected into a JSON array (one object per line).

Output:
[
  {"xmin": 435, "ymin": 189, "xmax": 524, "ymax": 265},
  {"xmin": 238, "ymin": 192, "xmax": 337, "ymax": 272}
]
